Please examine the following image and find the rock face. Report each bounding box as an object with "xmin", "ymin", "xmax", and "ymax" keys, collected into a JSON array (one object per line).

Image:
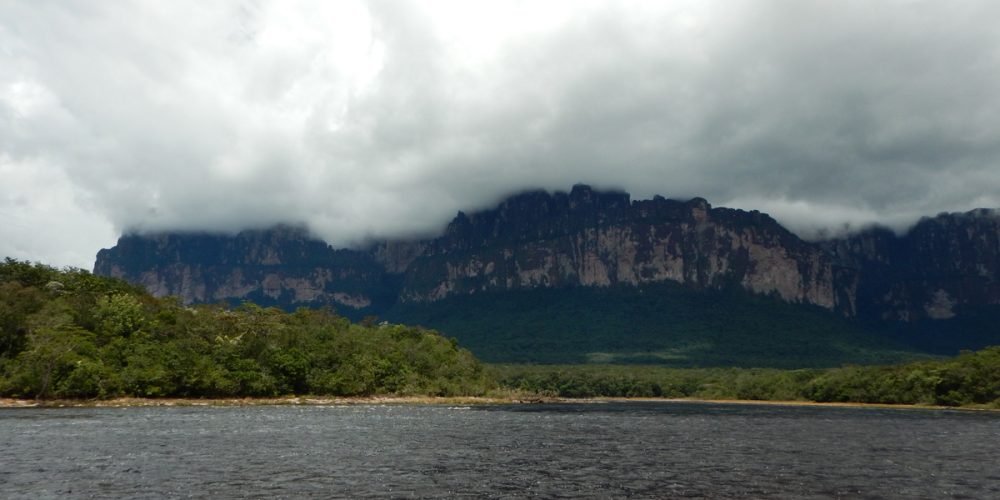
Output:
[
  {"xmin": 824, "ymin": 209, "xmax": 1000, "ymax": 322},
  {"xmin": 94, "ymin": 225, "xmax": 393, "ymax": 312},
  {"xmin": 94, "ymin": 186, "xmax": 1000, "ymax": 324},
  {"xmin": 398, "ymin": 186, "xmax": 846, "ymax": 314}
]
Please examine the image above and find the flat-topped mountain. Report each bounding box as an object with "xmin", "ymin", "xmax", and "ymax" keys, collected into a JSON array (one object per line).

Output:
[{"xmin": 94, "ymin": 185, "xmax": 1000, "ymax": 365}]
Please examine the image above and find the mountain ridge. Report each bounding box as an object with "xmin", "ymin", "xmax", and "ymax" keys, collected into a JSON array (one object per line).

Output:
[{"xmin": 94, "ymin": 185, "xmax": 1000, "ymax": 345}]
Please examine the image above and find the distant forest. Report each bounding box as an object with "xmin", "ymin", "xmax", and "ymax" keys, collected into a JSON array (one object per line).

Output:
[
  {"xmin": 385, "ymin": 283, "xmax": 932, "ymax": 367},
  {"xmin": 492, "ymin": 349, "xmax": 1000, "ymax": 407}
]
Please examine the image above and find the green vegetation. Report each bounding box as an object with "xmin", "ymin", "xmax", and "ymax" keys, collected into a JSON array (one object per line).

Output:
[
  {"xmin": 3, "ymin": 258, "xmax": 998, "ymax": 408},
  {"xmin": 492, "ymin": 347, "xmax": 1000, "ymax": 407},
  {"xmin": 386, "ymin": 283, "xmax": 929, "ymax": 367},
  {"xmin": 0, "ymin": 259, "xmax": 488, "ymax": 399}
]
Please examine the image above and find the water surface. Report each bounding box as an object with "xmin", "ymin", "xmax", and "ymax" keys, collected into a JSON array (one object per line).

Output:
[{"xmin": 1, "ymin": 402, "xmax": 997, "ymax": 498}]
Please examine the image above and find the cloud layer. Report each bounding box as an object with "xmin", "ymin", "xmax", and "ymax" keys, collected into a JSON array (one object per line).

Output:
[{"xmin": 3, "ymin": 0, "xmax": 1000, "ymax": 268}]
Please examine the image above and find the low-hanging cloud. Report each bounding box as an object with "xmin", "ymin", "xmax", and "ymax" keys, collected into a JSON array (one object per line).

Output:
[{"xmin": 2, "ymin": 0, "xmax": 1000, "ymax": 268}]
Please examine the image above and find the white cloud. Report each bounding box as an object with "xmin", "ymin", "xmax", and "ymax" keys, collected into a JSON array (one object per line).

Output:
[
  {"xmin": 0, "ymin": 154, "xmax": 115, "ymax": 268},
  {"xmin": 2, "ymin": 0, "xmax": 999, "ymax": 268}
]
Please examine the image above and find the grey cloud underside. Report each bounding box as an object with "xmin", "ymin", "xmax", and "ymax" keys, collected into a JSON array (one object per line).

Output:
[{"xmin": 2, "ymin": 0, "xmax": 1000, "ymax": 268}]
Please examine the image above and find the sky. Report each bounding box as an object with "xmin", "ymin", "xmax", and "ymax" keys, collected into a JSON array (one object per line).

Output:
[{"xmin": 2, "ymin": 0, "xmax": 1000, "ymax": 269}]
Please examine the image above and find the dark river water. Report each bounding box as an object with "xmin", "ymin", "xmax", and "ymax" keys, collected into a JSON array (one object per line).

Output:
[{"xmin": 1, "ymin": 401, "xmax": 998, "ymax": 499}]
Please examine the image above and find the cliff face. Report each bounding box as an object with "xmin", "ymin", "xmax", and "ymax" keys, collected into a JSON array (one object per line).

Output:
[
  {"xmin": 824, "ymin": 209, "xmax": 1000, "ymax": 322},
  {"xmin": 93, "ymin": 186, "xmax": 1000, "ymax": 324},
  {"xmin": 94, "ymin": 225, "xmax": 392, "ymax": 311},
  {"xmin": 398, "ymin": 186, "xmax": 847, "ymax": 314}
]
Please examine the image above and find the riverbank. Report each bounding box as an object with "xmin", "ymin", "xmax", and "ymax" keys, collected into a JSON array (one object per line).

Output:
[
  {"xmin": 3, "ymin": 396, "xmax": 997, "ymax": 411},
  {"xmin": 0, "ymin": 395, "xmax": 542, "ymax": 408}
]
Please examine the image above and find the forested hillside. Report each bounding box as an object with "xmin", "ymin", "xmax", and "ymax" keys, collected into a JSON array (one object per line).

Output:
[{"xmin": 0, "ymin": 259, "xmax": 488, "ymax": 399}]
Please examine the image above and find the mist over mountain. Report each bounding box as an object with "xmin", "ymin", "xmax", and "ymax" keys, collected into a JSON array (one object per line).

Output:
[{"xmin": 5, "ymin": 1, "xmax": 1000, "ymax": 268}]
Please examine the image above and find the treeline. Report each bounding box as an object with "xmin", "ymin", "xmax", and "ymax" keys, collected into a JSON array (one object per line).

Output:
[
  {"xmin": 0, "ymin": 259, "xmax": 489, "ymax": 399},
  {"xmin": 492, "ymin": 348, "xmax": 1000, "ymax": 408}
]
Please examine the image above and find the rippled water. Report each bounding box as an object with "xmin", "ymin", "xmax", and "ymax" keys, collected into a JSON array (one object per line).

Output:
[{"xmin": 1, "ymin": 402, "xmax": 998, "ymax": 498}]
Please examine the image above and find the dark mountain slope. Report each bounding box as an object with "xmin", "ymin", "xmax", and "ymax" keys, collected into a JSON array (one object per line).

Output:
[{"xmin": 383, "ymin": 282, "xmax": 926, "ymax": 367}]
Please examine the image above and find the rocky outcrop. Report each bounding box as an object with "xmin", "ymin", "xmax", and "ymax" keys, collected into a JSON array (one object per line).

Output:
[{"xmin": 93, "ymin": 186, "xmax": 1000, "ymax": 324}]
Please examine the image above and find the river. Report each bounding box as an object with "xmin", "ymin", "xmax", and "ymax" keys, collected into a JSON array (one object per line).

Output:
[{"xmin": 1, "ymin": 401, "xmax": 998, "ymax": 498}]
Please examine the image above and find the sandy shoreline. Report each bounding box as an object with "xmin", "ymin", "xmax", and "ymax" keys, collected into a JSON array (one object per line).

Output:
[{"xmin": 2, "ymin": 396, "xmax": 996, "ymax": 411}]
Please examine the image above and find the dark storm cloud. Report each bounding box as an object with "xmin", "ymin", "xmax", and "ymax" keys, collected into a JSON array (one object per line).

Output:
[{"xmin": 2, "ymin": 0, "xmax": 999, "ymax": 267}]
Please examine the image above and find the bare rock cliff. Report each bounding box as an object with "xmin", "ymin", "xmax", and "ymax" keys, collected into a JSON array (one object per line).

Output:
[
  {"xmin": 94, "ymin": 225, "xmax": 391, "ymax": 312},
  {"xmin": 398, "ymin": 185, "xmax": 849, "ymax": 314}
]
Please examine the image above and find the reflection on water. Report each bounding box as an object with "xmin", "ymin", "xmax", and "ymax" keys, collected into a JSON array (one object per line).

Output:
[{"xmin": 1, "ymin": 402, "xmax": 998, "ymax": 498}]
